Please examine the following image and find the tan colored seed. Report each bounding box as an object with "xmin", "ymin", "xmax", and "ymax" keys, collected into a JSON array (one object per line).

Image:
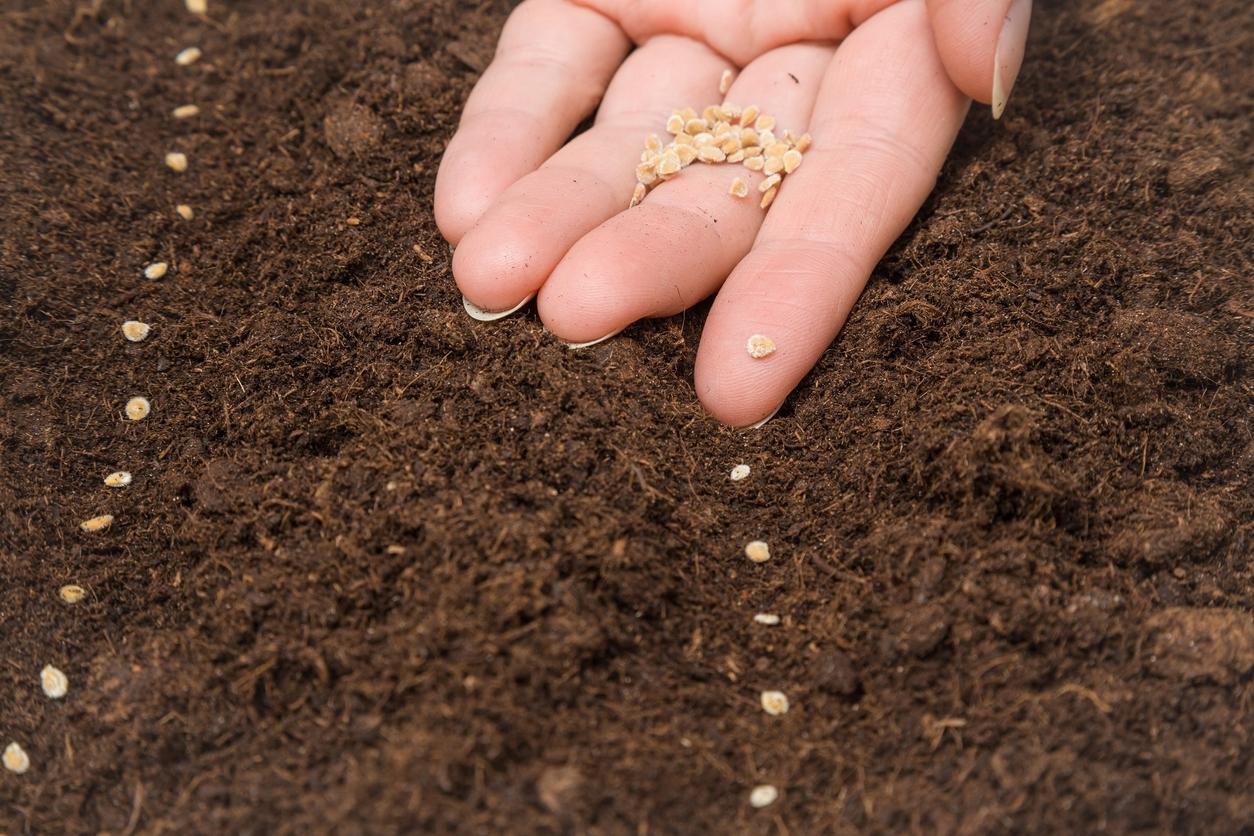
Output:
[
  {"xmin": 763, "ymin": 157, "xmax": 784, "ymax": 176},
  {"xmin": 185, "ymin": 0, "xmax": 207, "ymax": 13},
  {"xmin": 171, "ymin": 104, "xmax": 199, "ymax": 119},
  {"xmin": 3, "ymin": 743, "xmax": 29, "ymax": 775},
  {"xmin": 743, "ymin": 156, "xmax": 765, "ymax": 172},
  {"xmin": 104, "ymin": 471, "xmax": 133, "ymax": 488},
  {"xmin": 720, "ymin": 137, "xmax": 741, "ymax": 155},
  {"xmin": 685, "ymin": 118, "xmax": 708, "ymax": 135},
  {"xmin": 753, "ymin": 613, "xmax": 781, "ymax": 625},
  {"xmin": 739, "ymin": 128, "xmax": 759, "ymax": 146},
  {"xmin": 680, "ymin": 107, "xmax": 698, "ymax": 121},
  {"xmin": 730, "ymin": 464, "xmax": 751, "ymax": 481},
  {"xmin": 143, "ymin": 261, "xmax": 168, "ymax": 279},
  {"xmin": 346, "ymin": 216, "xmax": 361, "ymax": 226},
  {"xmin": 175, "ymin": 46, "xmax": 202, "ymax": 66},
  {"xmin": 703, "ymin": 105, "xmax": 723, "ymax": 123},
  {"xmin": 758, "ymin": 129, "xmax": 777, "ymax": 148},
  {"xmin": 59, "ymin": 584, "xmax": 86, "ymax": 603},
  {"xmin": 754, "ymin": 114, "xmax": 776, "ymax": 132},
  {"xmin": 765, "ymin": 142, "xmax": 790, "ymax": 159},
  {"xmin": 164, "ymin": 152, "xmax": 188, "ymax": 172},
  {"xmin": 657, "ymin": 152, "xmax": 682, "ymax": 177},
  {"xmin": 783, "ymin": 149, "xmax": 803, "ymax": 174},
  {"xmin": 729, "ymin": 178, "xmax": 749, "ymax": 198},
  {"xmin": 125, "ymin": 396, "xmax": 150, "ymax": 421},
  {"xmin": 746, "ymin": 334, "xmax": 776, "ymax": 359},
  {"xmin": 693, "ymin": 132, "xmax": 714, "ymax": 146},
  {"xmin": 782, "ymin": 129, "xmax": 797, "ymax": 144},
  {"xmin": 740, "ymin": 105, "xmax": 760, "ymax": 128},
  {"xmin": 760, "ymin": 690, "xmax": 790, "ymax": 716},
  {"xmin": 80, "ymin": 514, "xmax": 114, "ymax": 533},
  {"xmin": 745, "ymin": 539, "xmax": 771, "ymax": 562},
  {"xmin": 121, "ymin": 320, "xmax": 150, "ymax": 342},
  {"xmin": 636, "ymin": 163, "xmax": 658, "ymax": 186},
  {"xmin": 646, "ymin": 134, "xmax": 662, "ymax": 152},
  {"xmin": 750, "ymin": 785, "xmax": 779, "ymax": 808},
  {"xmin": 176, "ymin": 203, "xmax": 194, "ymax": 220},
  {"xmin": 760, "ymin": 186, "xmax": 779, "ymax": 209},
  {"xmin": 727, "ymin": 149, "xmax": 745, "ymax": 164},
  {"xmin": 630, "ymin": 182, "xmax": 646, "ymax": 208},
  {"xmin": 676, "ymin": 145, "xmax": 698, "ymax": 166},
  {"xmin": 759, "ymin": 173, "xmax": 782, "ymax": 192},
  {"xmin": 673, "ymin": 132, "xmax": 695, "ymax": 147},
  {"xmin": 666, "ymin": 113, "xmax": 685, "ymax": 134},
  {"xmin": 723, "ymin": 104, "xmax": 742, "ymax": 121},
  {"xmin": 796, "ymin": 132, "xmax": 813, "ymax": 153},
  {"xmin": 40, "ymin": 665, "xmax": 68, "ymax": 699},
  {"xmin": 719, "ymin": 68, "xmax": 734, "ymax": 95},
  {"xmin": 698, "ymin": 145, "xmax": 726, "ymax": 163}
]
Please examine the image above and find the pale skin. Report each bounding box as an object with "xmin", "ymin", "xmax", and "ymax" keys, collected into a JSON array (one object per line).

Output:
[{"xmin": 435, "ymin": 0, "xmax": 1033, "ymax": 427}]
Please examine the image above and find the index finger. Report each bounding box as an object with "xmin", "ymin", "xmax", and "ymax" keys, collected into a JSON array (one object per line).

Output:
[{"xmin": 434, "ymin": 0, "xmax": 631, "ymax": 244}]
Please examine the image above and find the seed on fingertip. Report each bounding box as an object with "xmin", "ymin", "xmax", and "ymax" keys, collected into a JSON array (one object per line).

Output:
[
  {"xmin": 104, "ymin": 471, "xmax": 132, "ymax": 487},
  {"xmin": 59, "ymin": 585, "xmax": 86, "ymax": 603},
  {"xmin": 165, "ymin": 152, "xmax": 188, "ymax": 172},
  {"xmin": 3, "ymin": 743, "xmax": 29, "ymax": 774},
  {"xmin": 176, "ymin": 204, "xmax": 194, "ymax": 220},
  {"xmin": 40, "ymin": 665, "xmax": 68, "ymax": 699},
  {"xmin": 80, "ymin": 514, "xmax": 114, "ymax": 533},
  {"xmin": 171, "ymin": 104, "xmax": 200, "ymax": 119},
  {"xmin": 753, "ymin": 613, "xmax": 781, "ymax": 625},
  {"xmin": 143, "ymin": 262, "xmax": 168, "ymax": 279},
  {"xmin": 730, "ymin": 464, "xmax": 751, "ymax": 480},
  {"xmin": 719, "ymin": 68, "xmax": 734, "ymax": 95},
  {"xmin": 746, "ymin": 334, "xmax": 776, "ymax": 359},
  {"xmin": 745, "ymin": 540, "xmax": 771, "ymax": 563},
  {"xmin": 121, "ymin": 320, "xmax": 150, "ymax": 342},
  {"xmin": 729, "ymin": 177, "xmax": 749, "ymax": 198},
  {"xmin": 750, "ymin": 785, "xmax": 779, "ymax": 808},
  {"xmin": 125, "ymin": 396, "xmax": 150, "ymax": 421},
  {"xmin": 760, "ymin": 690, "xmax": 789, "ymax": 715},
  {"xmin": 175, "ymin": 46, "xmax": 202, "ymax": 66}
]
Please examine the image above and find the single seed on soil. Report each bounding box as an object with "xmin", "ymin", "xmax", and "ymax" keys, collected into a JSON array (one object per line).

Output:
[
  {"xmin": 719, "ymin": 68, "xmax": 734, "ymax": 95},
  {"xmin": 753, "ymin": 613, "xmax": 781, "ymax": 625},
  {"xmin": 175, "ymin": 46, "xmax": 202, "ymax": 65},
  {"xmin": 121, "ymin": 320, "xmax": 150, "ymax": 342},
  {"xmin": 760, "ymin": 690, "xmax": 790, "ymax": 715},
  {"xmin": 40, "ymin": 665, "xmax": 68, "ymax": 699},
  {"xmin": 745, "ymin": 539, "xmax": 771, "ymax": 563},
  {"xmin": 760, "ymin": 186, "xmax": 779, "ymax": 209},
  {"xmin": 749, "ymin": 784, "xmax": 779, "ymax": 808},
  {"xmin": 80, "ymin": 514, "xmax": 113, "ymax": 533},
  {"xmin": 730, "ymin": 463, "xmax": 751, "ymax": 480},
  {"xmin": 346, "ymin": 216, "xmax": 361, "ymax": 226},
  {"xmin": 144, "ymin": 261, "xmax": 168, "ymax": 279},
  {"xmin": 104, "ymin": 470, "xmax": 132, "ymax": 487},
  {"xmin": 729, "ymin": 177, "xmax": 749, "ymax": 198},
  {"xmin": 171, "ymin": 104, "xmax": 200, "ymax": 119},
  {"xmin": 125, "ymin": 396, "xmax": 151, "ymax": 421},
  {"xmin": 3, "ymin": 743, "xmax": 29, "ymax": 775},
  {"xmin": 185, "ymin": 0, "xmax": 207, "ymax": 13},
  {"xmin": 746, "ymin": 334, "xmax": 776, "ymax": 359},
  {"xmin": 176, "ymin": 204, "xmax": 194, "ymax": 220},
  {"xmin": 165, "ymin": 152, "xmax": 188, "ymax": 172},
  {"xmin": 59, "ymin": 584, "xmax": 86, "ymax": 603}
]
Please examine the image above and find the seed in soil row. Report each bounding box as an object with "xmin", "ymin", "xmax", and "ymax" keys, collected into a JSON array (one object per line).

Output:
[
  {"xmin": 104, "ymin": 470, "xmax": 132, "ymax": 487},
  {"xmin": 59, "ymin": 584, "xmax": 86, "ymax": 603},
  {"xmin": 165, "ymin": 152, "xmax": 188, "ymax": 172},
  {"xmin": 175, "ymin": 46, "xmax": 202, "ymax": 66},
  {"xmin": 40, "ymin": 665, "xmax": 68, "ymax": 699},
  {"xmin": 730, "ymin": 464, "xmax": 751, "ymax": 481},
  {"xmin": 80, "ymin": 514, "xmax": 113, "ymax": 532},
  {"xmin": 746, "ymin": 334, "xmax": 776, "ymax": 359},
  {"xmin": 125, "ymin": 396, "xmax": 150, "ymax": 420},
  {"xmin": 171, "ymin": 104, "xmax": 200, "ymax": 119},
  {"xmin": 745, "ymin": 540, "xmax": 771, "ymax": 563},
  {"xmin": 753, "ymin": 613, "xmax": 781, "ymax": 625},
  {"xmin": 3, "ymin": 742, "xmax": 29, "ymax": 775},
  {"xmin": 144, "ymin": 262, "xmax": 168, "ymax": 279},
  {"xmin": 749, "ymin": 784, "xmax": 779, "ymax": 808},
  {"xmin": 122, "ymin": 320, "xmax": 150, "ymax": 342},
  {"xmin": 176, "ymin": 204, "xmax": 194, "ymax": 220},
  {"xmin": 760, "ymin": 690, "xmax": 789, "ymax": 716},
  {"xmin": 185, "ymin": 0, "xmax": 207, "ymax": 13}
]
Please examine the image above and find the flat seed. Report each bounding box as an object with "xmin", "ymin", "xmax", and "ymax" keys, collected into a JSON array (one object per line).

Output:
[
  {"xmin": 730, "ymin": 464, "xmax": 751, "ymax": 481},
  {"xmin": 164, "ymin": 152, "xmax": 188, "ymax": 172},
  {"xmin": 745, "ymin": 539, "xmax": 771, "ymax": 562},
  {"xmin": 746, "ymin": 334, "xmax": 776, "ymax": 359},
  {"xmin": 666, "ymin": 114, "xmax": 685, "ymax": 134},
  {"xmin": 796, "ymin": 133, "xmax": 813, "ymax": 153},
  {"xmin": 719, "ymin": 68, "xmax": 734, "ymax": 95},
  {"xmin": 723, "ymin": 104, "xmax": 743, "ymax": 121},
  {"xmin": 3, "ymin": 743, "xmax": 29, "ymax": 775},
  {"xmin": 175, "ymin": 46, "xmax": 202, "ymax": 66},
  {"xmin": 740, "ymin": 105, "xmax": 759, "ymax": 128},
  {"xmin": 121, "ymin": 320, "xmax": 150, "ymax": 342},
  {"xmin": 750, "ymin": 785, "xmax": 779, "ymax": 808},
  {"xmin": 766, "ymin": 142, "xmax": 790, "ymax": 159},
  {"xmin": 676, "ymin": 145, "xmax": 698, "ymax": 166},
  {"xmin": 685, "ymin": 118, "xmax": 708, "ymax": 135},
  {"xmin": 693, "ymin": 132, "xmax": 714, "ymax": 146},
  {"xmin": 726, "ymin": 149, "xmax": 745, "ymax": 164},
  {"xmin": 720, "ymin": 137, "xmax": 741, "ymax": 155},
  {"xmin": 673, "ymin": 132, "xmax": 695, "ymax": 147},
  {"xmin": 760, "ymin": 186, "xmax": 779, "ymax": 209},
  {"xmin": 758, "ymin": 129, "xmax": 777, "ymax": 148},
  {"xmin": 40, "ymin": 665, "xmax": 68, "ymax": 699},
  {"xmin": 629, "ymin": 182, "xmax": 646, "ymax": 208},
  {"xmin": 729, "ymin": 178, "xmax": 749, "ymax": 198},
  {"xmin": 760, "ymin": 690, "xmax": 790, "ymax": 715},
  {"xmin": 703, "ymin": 105, "xmax": 723, "ymax": 123},
  {"xmin": 763, "ymin": 157, "xmax": 784, "ymax": 176},
  {"xmin": 636, "ymin": 164, "xmax": 658, "ymax": 186},
  {"xmin": 80, "ymin": 514, "xmax": 114, "ymax": 533},
  {"xmin": 743, "ymin": 156, "xmax": 765, "ymax": 172},
  {"xmin": 125, "ymin": 396, "xmax": 151, "ymax": 421},
  {"xmin": 104, "ymin": 471, "xmax": 133, "ymax": 488},
  {"xmin": 657, "ymin": 153, "xmax": 682, "ymax": 177},
  {"xmin": 185, "ymin": 0, "xmax": 207, "ymax": 13},
  {"xmin": 680, "ymin": 107, "xmax": 698, "ymax": 121},
  {"xmin": 171, "ymin": 104, "xmax": 199, "ymax": 119},
  {"xmin": 176, "ymin": 204, "xmax": 194, "ymax": 220},
  {"xmin": 144, "ymin": 261, "xmax": 168, "ymax": 279},
  {"xmin": 645, "ymin": 133, "xmax": 662, "ymax": 152},
  {"xmin": 739, "ymin": 128, "xmax": 759, "ymax": 147},
  {"xmin": 59, "ymin": 585, "xmax": 86, "ymax": 603},
  {"xmin": 698, "ymin": 145, "xmax": 726, "ymax": 163},
  {"xmin": 783, "ymin": 149, "xmax": 804, "ymax": 174},
  {"xmin": 759, "ymin": 173, "xmax": 781, "ymax": 192},
  {"xmin": 753, "ymin": 613, "xmax": 781, "ymax": 625},
  {"xmin": 754, "ymin": 114, "xmax": 776, "ymax": 132}
]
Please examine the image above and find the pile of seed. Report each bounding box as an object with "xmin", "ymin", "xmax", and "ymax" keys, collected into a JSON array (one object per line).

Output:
[{"xmin": 631, "ymin": 105, "xmax": 810, "ymax": 210}]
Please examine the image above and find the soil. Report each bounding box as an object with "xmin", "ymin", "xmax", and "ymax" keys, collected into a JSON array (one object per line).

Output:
[{"xmin": 1, "ymin": 0, "xmax": 1251, "ymax": 833}]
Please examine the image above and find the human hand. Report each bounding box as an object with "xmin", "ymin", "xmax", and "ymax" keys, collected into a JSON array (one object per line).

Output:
[{"xmin": 435, "ymin": 0, "xmax": 1032, "ymax": 426}]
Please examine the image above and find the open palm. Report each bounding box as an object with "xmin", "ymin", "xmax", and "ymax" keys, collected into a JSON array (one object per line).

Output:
[{"xmin": 435, "ymin": 0, "xmax": 1031, "ymax": 426}]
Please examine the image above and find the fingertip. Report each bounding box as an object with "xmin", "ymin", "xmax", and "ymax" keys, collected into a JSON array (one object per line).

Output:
[
  {"xmin": 694, "ymin": 338, "xmax": 792, "ymax": 429},
  {"xmin": 926, "ymin": 0, "xmax": 1013, "ymax": 105},
  {"xmin": 451, "ymin": 220, "xmax": 543, "ymax": 313}
]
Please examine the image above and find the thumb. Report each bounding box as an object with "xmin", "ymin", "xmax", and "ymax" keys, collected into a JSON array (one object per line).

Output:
[{"xmin": 926, "ymin": 0, "xmax": 1032, "ymax": 118}]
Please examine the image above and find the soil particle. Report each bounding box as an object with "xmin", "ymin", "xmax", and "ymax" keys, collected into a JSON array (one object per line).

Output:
[
  {"xmin": 324, "ymin": 99, "xmax": 384, "ymax": 158},
  {"xmin": 1144, "ymin": 607, "xmax": 1254, "ymax": 686}
]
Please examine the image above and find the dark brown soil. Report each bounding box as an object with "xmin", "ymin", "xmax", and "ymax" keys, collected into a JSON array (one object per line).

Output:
[{"xmin": 2, "ymin": 0, "xmax": 1251, "ymax": 833}]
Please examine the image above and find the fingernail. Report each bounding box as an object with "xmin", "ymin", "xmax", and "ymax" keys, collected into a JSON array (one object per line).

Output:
[
  {"xmin": 992, "ymin": 0, "xmax": 1032, "ymax": 120},
  {"xmin": 564, "ymin": 328, "xmax": 623, "ymax": 350},
  {"xmin": 745, "ymin": 403, "xmax": 782, "ymax": 430},
  {"xmin": 462, "ymin": 293, "xmax": 534, "ymax": 322}
]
